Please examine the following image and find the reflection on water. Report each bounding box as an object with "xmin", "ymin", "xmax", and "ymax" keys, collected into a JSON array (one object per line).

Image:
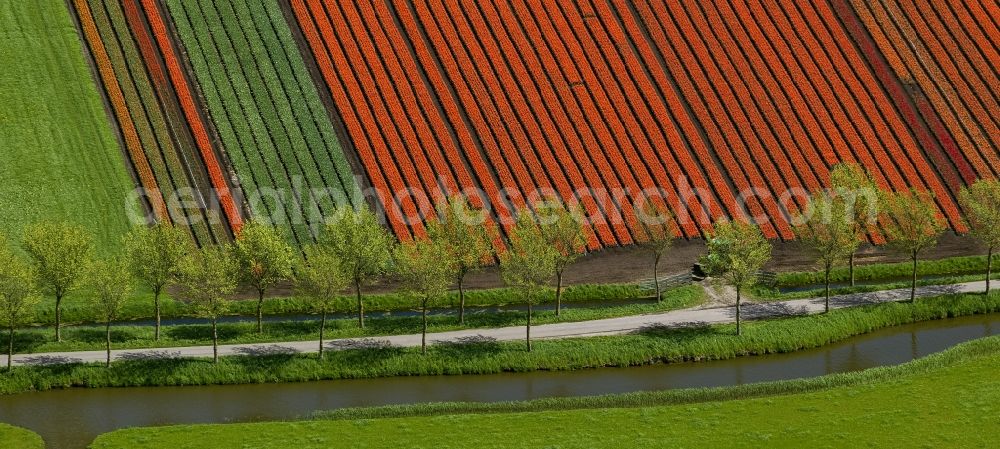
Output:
[{"xmin": 0, "ymin": 313, "xmax": 996, "ymax": 449}]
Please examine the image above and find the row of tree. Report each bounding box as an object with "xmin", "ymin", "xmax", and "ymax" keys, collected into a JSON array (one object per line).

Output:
[{"xmin": 0, "ymin": 165, "xmax": 996, "ymax": 368}]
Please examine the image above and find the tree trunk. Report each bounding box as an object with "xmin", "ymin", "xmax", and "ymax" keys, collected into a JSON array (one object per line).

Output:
[
  {"xmin": 526, "ymin": 300, "xmax": 533, "ymax": 352},
  {"xmin": 986, "ymin": 246, "xmax": 993, "ymax": 296},
  {"xmin": 319, "ymin": 310, "xmax": 327, "ymax": 360},
  {"xmin": 256, "ymin": 289, "xmax": 265, "ymax": 334},
  {"xmin": 421, "ymin": 299, "xmax": 428, "ymax": 355},
  {"xmin": 212, "ymin": 317, "xmax": 219, "ymax": 363},
  {"xmin": 7, "ymin": 325, "xmax": 14, "ymax": 371},
  {"xmin": 154, "ymin": 289, "xmax": 162, "ymax": 342},
  {"xmin": 555, "ymin": 270, "xmax": 563, "ymax": 317},
  {"xmin": 735, "ymin": 286, "xmax": 742, "ymax": 336},
  {"xmin": 910, "ymin": 250, "xmax": 918, "ymax": 303},
  {"xmin": 55, "ymin": 293, "xmax": 62, "ymax": 342},
  {"xmin": 849, "ymin": 252, "xmax": 856, "ymax": 287},
  {"xmin": 458, "ymin": 273, "xmax": 466, "ymax": 325},
  {"xmin": 653, "ymin": 254, "xmax": 661, "ymax": 302},
  {"xmin": 825, "ymin": 264, "xmax": 832, "ymax": 313},
  {"xmin": 105, "ymin": 321, "xmax": 112, "ymax": 368},
  {"xmin": 355, "ymin": 280, "xmax": 365, "ymax": 329}
]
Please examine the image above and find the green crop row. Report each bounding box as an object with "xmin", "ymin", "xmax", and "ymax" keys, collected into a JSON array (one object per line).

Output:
[
  {"xmin": 165, "ymin": 0, "xmax": 361, "ymax": 246},
  {"xmin": 83, "ymin": 0, "xmax": 224, "ymax": 245}
]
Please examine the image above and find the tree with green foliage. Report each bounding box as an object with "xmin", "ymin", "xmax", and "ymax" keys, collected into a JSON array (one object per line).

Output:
[
  {"xmin": 880, "ymin": 190, "xmax": 947, "ymax": 303},
  {"xmin": 233, "ymin": 222, "xmax": 294, "ymax": 334},
  {"xmin": 537, "ymin": 203, "xmax": 587, "ymax": 316},
  {"xmin": 426, "ymin": 196, "xmax": 495, "ymax": 325},
  {"xmin": 295, "ymin": 245, "xmax": 349, "ymax": 360},
  {"xmin": 320, "ymin": 207, "xmax": 395, "ymax": 329},
  {"xmin": 123, "ymin": 223, "xmax": 190, "ymax": 341},
  {"xmin": 636, "ymin": 202, "xmax": 676, "ymax": 302},
  {"xmin": 959, "ymin": 179, "xmax": 1000, "ymax": 296},
  {"xmin": 87, "ymin": 257, "xmax": 134, "ymax": 368},
  {"xmin": 501, "ymin": 212, "xmax": 557, "ymax": 351},
  {"xmin": 794, "ymin": 194, "xmax": 861, "ymax": 312},
  {"xmin": 702, "ymin": 220, "xmax": 772, "ymax": 335},
  {"xmin": 21, "ymin": 221, "xmax": 93, "ymax": 341},
  {"xmin": 175, "ymin": 246, "xmax": 238, "ymax": 363},
  {"xmin": 0, "ymin": 237, "xmax": 39, "ymax": 370},
  {"xmin": 395, "ymin": 238, "xmax": 456, "ymax": 354},
  {"xmin": 829, "ymin": 163, "xmax": 879, "ymax": 286}
]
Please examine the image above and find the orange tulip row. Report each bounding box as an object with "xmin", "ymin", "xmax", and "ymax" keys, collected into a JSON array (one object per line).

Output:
[
  {"xmin": 73, "ymin": 0, "xmax": 171, "ymax": 223},
  {"xmin": 134, "ymin": 0, "xmax": 244, "ymax": 234}
]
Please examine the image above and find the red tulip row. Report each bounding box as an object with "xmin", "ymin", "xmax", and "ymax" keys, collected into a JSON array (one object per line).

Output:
[
  {"xmin": 375, "ymin": 0, "xmax": 515, "ymax": 242},
  {"xmin": 465, "ymin": 0, "xmax": 621, "ymax": 246},
  {"xmin": 553, "ymin": 0, "xmax": 710, "ymax": 239},
  {"xmin": 825, "ymin": 0, "xmax": 964, "ymax": 228},
  {"xmin": 289, "ymin": 0, "xmax": 415, "ymax": 240},
  {"xmin": 676, "ymin": 0, "xmax": 820, "ymax": 217},
  {"xmin": 73, "ymin": 0, "xmax": 170, "ymax": 223},
  {"xmin": 864, "ymin": 0, "xmax": 996, "ymax": 180},
  {"xmin": 531, "ymin": 0, "xmax": 689, "ymax": 240},
  {"xmin": 854, "ymin": 0, "xmax": 977, "ymax": 186},
  {"xmin": 637, "ymin": 0, "xmax": 792, "ymax": 239},
  {"xmin": 606, "ymin": 0, "xmax": 741, "ymax": 235},
  {"xmin": 135, "ymin": 0, "xmax": 244, "ymax": 234}
]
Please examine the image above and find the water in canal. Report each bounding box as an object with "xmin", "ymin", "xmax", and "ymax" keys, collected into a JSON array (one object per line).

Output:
[{"xmin": 0, "ymin": 313, "xmax": 996, "ymax": 448}]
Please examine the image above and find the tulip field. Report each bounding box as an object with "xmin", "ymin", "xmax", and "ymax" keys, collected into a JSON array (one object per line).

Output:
[{"xmin": 3, "ymin": 0, "xmax": 997, "ymax": 249}]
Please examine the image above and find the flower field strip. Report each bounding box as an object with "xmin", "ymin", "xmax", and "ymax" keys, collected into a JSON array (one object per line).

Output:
[
  {"xmin": 709, "ymin": 0, "xmax": 835, "ymax": 184},
  {"xmin": 604, "ymin": 0, "xmax": 745, "ymax": 231},
  {"xmin": 676, "ymin": 0, "xmax": 825, "ymax": 208},
  {"xmin": 943, "ymin": 1, "xmax": 1000, "ymax": 91},
  {"xmin": 289, "ymin": 0, "xmax": 413, "ymax": 240},
  {"xmin": 136, "ymin": 0, "xmax": 244, "ymax": 233},
  {"xmin": 87, "ymin": 0, "xmax": 221, "ymax": 246},
  {"xmin": 658, "ymin": 0, "xmax": 809, "ymax": 226},
  {"xmin": 854, "ymin": 0, "xmax": 984, "ymax": 183},
  {"xmin": 71, "ymin": 0, "xmax": 170, "ymax": 224},
  {"xmin": 311, "ymin": 0, "xmax": 453, "ymax": 239},
  {"xmin": 636, "ymin": 0, "xmax": 793, "ymax": 239},
  {"xmin": 824, "ymin": 0, "xmax": 966, "ymax": 229},
  {"xmin": 330, "ymin": 1, "xmax": 457, "ymax": 207},
  {"xmin": 367, "ymin": 1, "xmax": 513, "ymax": 243},
  {"xmin": 461, "ymin": 0, "xmax": 630, "ymax": 245},
  {"xmin": 539, "ymin": 0, "xmax": 708, "ymax": 239},
  {"xmin": 349, "ymin": 1, "xmax": 467, "ymax": 199},
  {"xmin": 868, "ymin": 0, "xmax": 999, "ymax": 179},
  {"xmin": 115, "ymin": 0, "xmax": 232, "ymax": 243},
  {"xmin": 239, "ymin": 0, "xmax": 364, "ymax": 201},
  {"xmin": 171, "ymin": 0, "xmax": 361, "ymax": 238},
  {"xmin": 772, "ymin": 0, "xmax": 914, "ymax": 195},
  {"xmin": 751, "ymin": 0, "xmax": 900, "ymax": 192},
  {"xmin": 167, "ymin": 0, "xmax": 316, "ymax": 246},
  {"xmin": 425, "ymin": 0, "xmax": 611, "ymax": 248},
  {"xmin": 628, "ymin": 0, "xmax": 781, "ymax": 239},
  {"xmin": 406, "ymin": 0, "xmax": 571, "ymax": 235},
  {"xmin": 538, "ymin": 0, "xmax": 695, "ymax": 240},
  {"xmin": 812, "ymin": 0, "xmax": 965, "ymax": 225}
]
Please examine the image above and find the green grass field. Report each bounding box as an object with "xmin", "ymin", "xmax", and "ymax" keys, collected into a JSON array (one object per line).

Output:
[
  {"xmin": 0, "ymin": 0, "xmax": 138, "ymax": 253},
  {"xmin": 89, "ymin": 335, "xmax": 1000, "ymax": 448},
  {"xmin": 0, "ymin": 424, "xmax": 42, "ymax": 449}
]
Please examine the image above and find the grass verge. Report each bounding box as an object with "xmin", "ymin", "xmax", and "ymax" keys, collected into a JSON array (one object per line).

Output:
[
  {"xmin": 0, "ymin": 423, "xmax": 43, "ymax": 449},
  {"xmin": 89, "ymin": 335, "xmax": 1000, "ymax": 448},
  {"xmin": 1, "ymin": 292, "xmax": 996, "ymax": 395}
]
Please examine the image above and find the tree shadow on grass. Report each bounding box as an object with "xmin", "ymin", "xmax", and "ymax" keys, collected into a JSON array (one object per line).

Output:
[
  {"xmin": 329, "ymin": 338, "xmax": 405, "ymax": 366},
  {"xmin": 63, "ymin": 328, "xmax": 137, "ymax": 344},
  {"xmin": 636, "ymin": 322, "xmax": 719, "ymax": 339},
  {"xmin": 431, "ymin": 335, "xmax": 503, "ymax": 358}
]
